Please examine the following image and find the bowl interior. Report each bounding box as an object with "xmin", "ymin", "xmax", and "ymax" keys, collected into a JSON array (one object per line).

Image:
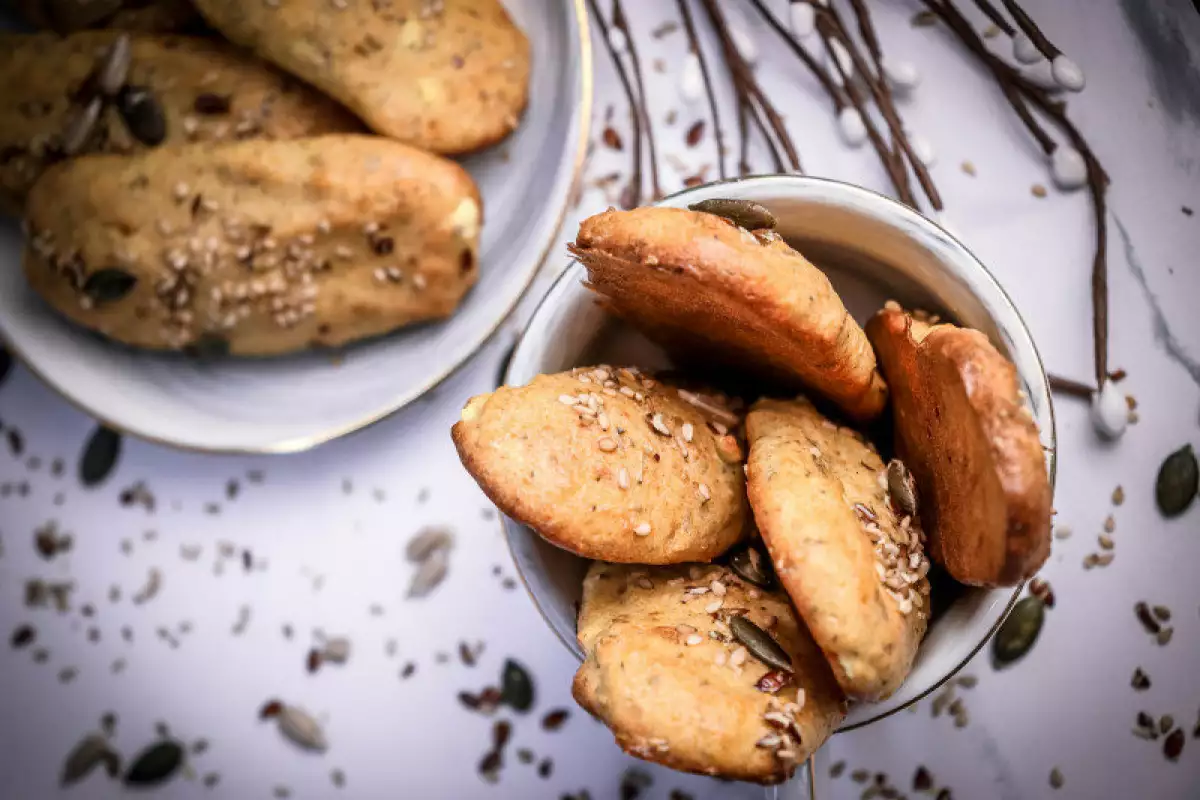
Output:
[{"xmin": 503, "ymin": 176, "xmax": 1055, "ymax": 730}]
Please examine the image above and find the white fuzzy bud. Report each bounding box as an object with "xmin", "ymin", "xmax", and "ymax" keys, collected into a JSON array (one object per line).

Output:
[
  {"xmin": 1091, "ymin": 380, "xmax": 1127, "ymax": 440},
  {"xmin": 837, "ymin": 107, "xmax": 867, "ymax": 147},
  {"xmin": 827, "ymin": 38, "xmax": 854, "ymax": 84},
  {"xmin": 730, "ymin": 25, "xmax": 758, "ymax": 66},
  {"xmin": 789, "ymin": 1, "xmax": 815, "ymax": 38},
  {"xmin": 882, "ymin": 58, "xmax": 921, "ymax": 91},
  {"xmin": 1050, "ymin": 146, "xmax": 1087, "ymax": 190},
  {"xmin": 1012, "ymin": 32, "xmax": 1042, "ymax": 64},
  {"xmin": 608, "ymin": 27, "xmax": 627, "ymax": 55},
  {"xmin": 1018, "ymin": 59, "xmax": 1059, "ymax": 90},
  {"xmin": 1051, "ymin": 55, "xmax": 1085, "ymax": 91},
  {"xmin": 908, "ymin": 131, "xmax": 937, "ymax": 167},
  {"xmin": 680, "ymin": 53, "xmax": 703, "ymax": 103}
]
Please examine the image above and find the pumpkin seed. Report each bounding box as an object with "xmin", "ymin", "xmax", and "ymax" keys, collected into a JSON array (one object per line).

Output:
[
  {"xmin": 1164, "ymin": 728, "xmax": 1185, "ymax": 761},
  {"xmin": 1155, "ymin": 444, "xmax": 1198, "ymax": 518},
  {"xmin": 729, "ymin": 543, "xmax": 774, "ymax": 588},
  {"xmin": 887, "ymin": 459, "xmax": 918, "ymax": 517},
  {"xmin": 61, "ymin": 733, "xmax": 112, "ymax": 786},
  {"xmin": 62, "ymin": 96, "xmax": 103, "ymax": 156},
  {"xmin": 278, "ymin": 705, "xmax": 327, "ymax": 752},
  {"xmin": 83, "ymin": 268, "xmax": 138, "ymax": 303},
  {"xmin": 688, "ymin": 198, "xmax": 777, "ymax": 231},
  {"xmin": 185, "ymin": 334, "xmax": 230, "ymax": 360},
  {"xmin": 123, "ymin": 740, "xmax": 183, "ymax": 786},
  {"xmin": 116, "ymin": 85, "xmax": 167, "ymax": 146},
  {"xmin": 992, "ymin": 596, "xmax": 1044, "ymax": 667},
  {"xmin": 0, "ymin": 345, "xmax": 11, "ymax": 388},
  {"xmin": 79, "ymin": 425, "xmax": 121, "ymax": 487},
  {"xmin": 730, "ymin": 616, "xmax": 793, "ymax": 673},
  {"xmin": 500, "ymin": 659, "xmax": 535, "ymax": 712},
  {"xmin": 405, "ymin": 526, "xmax": 454, "ymax": 563},
  {"xmin": 98, "ymin": 35, "xmax": 132, "ymax": 98},
  {"xmin": 406, "ymin": 546, "xmax": 448, "ymax": 598}
]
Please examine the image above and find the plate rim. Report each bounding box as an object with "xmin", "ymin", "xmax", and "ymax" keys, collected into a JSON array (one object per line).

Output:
[{"xmin": 0, "ymin": 0, "xmax": 593, "ymax": 455}]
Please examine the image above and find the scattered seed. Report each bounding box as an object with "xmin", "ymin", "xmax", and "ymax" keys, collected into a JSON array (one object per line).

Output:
[
  {"xmin": 688, "ymin": 198, "xmax": 777, "ymax": 230},
  {"xmin": 323, "ymin": 637, "xmax": 350, "ymax": 664},
  {"xmin": 1165, "ymin": 728, "xmax": 1185, "ymax": 760},
  {"xmin": 61, "ymin": 733, "xmax": 113, "ymax": 786},
  {"xmin": 405, "ymin": 526, "xmax": 454, "ymax": 563},
  {"xmin": 851, "ymin": 769, "xmax": 870, "ymax": 783},
  {"xmin": 1031, "ymin": 184, "xmax": 1048, "ymax": 198},
  {"xmin": 1153, "ymin": 605, "xmax": 1171, "ymax": 622},
  {"xmin": 278, "ymin": 705, "xmax": 327, "ymax": 751},
  {"xmin": 1104, "ymin": 515, "xmax": 1115, "ymax": 533},
  {"xmin": 1112, "ymin": 485, "xmax": 1126, "ymax": 506},
  {"xmin": 887, "ymin": 459, "xmax": 918, "ymax": 517},
  {"xmin": 1161, "ymin": 715, "xmax": 1175, "ymax": 734},
  {"xmin": 331, "ymin": 768, "xmax": 345, "ymax": 788},
  {"xmin": 116, "ymin": 85, "xmax": 167, "ymax": 146},
  {"xmin": 1054, "ymin": 525, "xmax": 1072, "ymax": 540},
  {"xmin": 11, "ymin": 624, "xmax": 35, "ymax": 649},
  {"xmin": 123, "ymin": 740, "xmax": 183, "ymax": 786},
  {"xmin": 729, "ymin": 544, "xmax": 774, "ymax": 588},
  {"xmin": 500, "ymin": 659, "xmax": 534, "ymax": 712},
  {"xmin": 961, "ymin": 160, "xmax": 976, "ymax": 176},
  {"xmin": 913, "ymin": 765, "xmax": 933, "ymax": 791},
  {"xmin": 1156, "ymin": 627, "xmax": 1174, "ymax": 646},
  {"xmin": 407, "ymin": 546, "xmax": 449, "ymax": 598},
  {"xmin": 1135, "ymin": 601, "xmax": 1161, "ymax": 634},
  {"xmin": 685, "ymin": 120, "xmax": 705, "ymax": 147},
  {"xmin": 992, "ymin": 596, "xmax": 1044, "ymax": 667},
  {"xmin": 1131, "ymin": 667, "xmax": 1151, "ymax": 691},
  {"xmin": 542, "ymin": 709, "xmax": 569, "ymax": 731},
  {"xmin": 729, "ymin": 616, "xmax": 792, "ymax": 672},
  {"xmin": 79, "ymin": 426, "xmax": 121, "ymax": 487},
  {"xmin": 1049, "ymin": 767, "xmax": 1063, "ymax": 789},
  {"xmin": 755, "ymin": 670, "xmax": 791, "ymax": 693},
  {"xmin": 633, "ymin": 522, "xmax": 652, "ymax": 536},
  {"xmin": 306, "ymin": 648, "xmax": 323, "ymax": 673},
  {"xmin": 1098, "ymin": 534, "xmax": 1114, "ymax": 550},
  {"xmin": 62, "ymin": 97, "xmax": 102, "ymax": 156},
  {"xmin": 1156, "ymin": 445, "xmax": 1198, "ymax": 517},
  {"xmin": 602, "ymin": 127, "xmax": 623, "ymax": 150}
]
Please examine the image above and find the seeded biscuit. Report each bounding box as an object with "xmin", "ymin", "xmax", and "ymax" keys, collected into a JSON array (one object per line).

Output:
[
  {"xmin": 746, "ymin": 397, "xmax": 930, "ymax": 700},
  {"xmin": 23, "ymin": 134, "xmax": 481, "ymax": 355},
  {"xmin": 452, "ymin": 368, "xmax": 747, "ymax": 564},
  {"xmin": 573, "ymin": 562, "xmax": 846, "ymax": 784},
  {"xmin": 0, "ymin": 31, "xmax": 360, "ymax": 214},
  {"xmin": 866, "ymin": 305, "xmax": 1052, "ymax": 586},
  {"xmin": 569, "ymin": 207, "xmax": 888, "ymax": 422},
  {"xmin": 192, "ymin": 0, "xmax": 530, "ymax": 155}
]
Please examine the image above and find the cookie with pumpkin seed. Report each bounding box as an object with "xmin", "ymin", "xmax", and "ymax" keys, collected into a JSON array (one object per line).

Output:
[
  {"xmin": 23, "ymin": 134, "xmax": 481, "ymax": 355},
  {"xmin": 573, "ymin": 561, "xmax": 846, "ymax": 784},
  {"xmin": 569, "ymin": 206, "xmax": 888, "ymax": 422},
  {"xmin": 746, "ymin": 396, "xmax": 930, "ymax": 701},
  {"xmin": 865, "ymin": 304, "xmax": 1052, "ymax": 587},
  {"xmin": 0, "ymin": 31, "xmax": 361, "ymax": 214},
  {"xmin": 191, "ymin": 0, "xmax": 530, "ymax": 155},
  {"xmin": 452, "ymin": 367, "xmax": 748, "ymax": 564}
]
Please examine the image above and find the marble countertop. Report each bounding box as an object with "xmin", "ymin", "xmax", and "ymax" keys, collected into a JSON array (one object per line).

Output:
[{"xmin": 1, "ymin": 1, "xmax": 1198, "ymax": 798}]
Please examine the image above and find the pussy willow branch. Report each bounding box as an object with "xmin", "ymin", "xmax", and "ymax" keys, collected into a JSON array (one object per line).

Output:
[
  {"xmin": 611, "ymin": 0, "xmax": 661, "ymax": 199},
  {"xmin": 587, "ymin": 0, "xmax": 644, "ymax": 208},
  {"xmin": 999, "ymin": 0, "xmax": 1061, "ymax": 59},
  {"xmin": 674, "ymin": 0, "xmax": 728, "ymax": 179},
  {"xmin": 970, "ymin": 0, "xmax": 1015, "ymax": 37}
]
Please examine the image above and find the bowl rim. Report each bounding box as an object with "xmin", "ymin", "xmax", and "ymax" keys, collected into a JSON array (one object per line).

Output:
[
  {"xmin": 501, "ymin": 174, "xmax": 1057, "ymax": 732},
  {"xmin": 0, "ymin": 0, "xmax": 593, "ymax": 456}
]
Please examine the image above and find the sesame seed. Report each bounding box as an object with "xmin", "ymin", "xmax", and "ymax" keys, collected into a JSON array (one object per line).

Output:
[
  {"xmin": 681, "ymin": 423, "xmax": 694, "ymax": 442},
  {"xmin": 597, "ymin": 438, "xmax": 617, "ymax": 452},
  {"xmin": 412, "ymin": 274, "xmax": 427, "ymax": 290},
  {"xmin": 173, "ymin": 182, "xmax": 190, "ymax": 201},
  {"xmin": 617, "ymin": 468, "xmax": 629, "ymax": 490},
  {"xmin": 558, "ymin": 395, "xmax": 576, "ymax": 405},
  {"xmin": 633, "ymin": 522, "xmax": 651, "ymax": 536},
  {"xmin": 730, "ymin": 646, "xmax": 747, "ymax": 667},
  {"xmin": 685, "ymin": 634, "xmax": 703, "ymax": 646},
  {"xmin": 597, "ymin": 412, "xmax": 610, "ymax": 431},
  {"xmin": 687, "ymin": 586, "xmax": 709, "ymax": 595},
  {"xmin": 650, "ymin": 413, "xmax": 671, "ymax": 436},
  {"xmin": 809, "ymin": 446, "xmax": 821, "ymax": 458},
  {"xmin": 710, "ymin": 580, "xmax": 726, "ymax": 596},
  {"xmin": 704, "ymin": 599, "xmax": 723, "ymax": 614},
  {"xmin": 698, "ymin": 483, "xmax": 711, "ymax": 502}
]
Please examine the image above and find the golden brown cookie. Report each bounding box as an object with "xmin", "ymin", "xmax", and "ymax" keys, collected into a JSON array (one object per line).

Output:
[
  {"xmin": 15, "ymin": 0, "xmax": 202, "ymax": 33},
  {"xmin": 24, "ymin": 134, "xmax": 481, "ymax": 355},
  {"xmin": 574, "ymin": 561, "xmax": 846, "ymax": 784},
  {"xmin": 452, "ymin": 367, "xmax": 747, "ymax": 564},
  {"xmin": 569, "ymin": 206, "xmax": 888, "ymax": 422},
  {"xmin": 191, "ymin": 0, "xmax": 530, "ymax": 155},
  {"xmin": 0, "ymin": 31, "xmax": 360, "ymax": 214},
  {"xmin": 746, "ymin": 397, "xmax": 930, "ymax": 700},
  {"xmin": 865, "ymin": 305, "xmax": 1052, "ymax": 587}
]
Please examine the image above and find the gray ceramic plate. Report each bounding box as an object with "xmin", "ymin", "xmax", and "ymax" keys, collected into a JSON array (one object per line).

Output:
[{"xmin": 0, "ymin": 1, "xmax": 590, "ymax": 453}]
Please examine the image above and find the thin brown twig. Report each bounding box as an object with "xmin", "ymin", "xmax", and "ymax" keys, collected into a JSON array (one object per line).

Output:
[
  {"xmin": 611, "ymin": 0, "xmax": 661, "ymax": 199},
  {"xmin": 999, "ymin": 0, "xmax": 1061, "ymax": 59},
  {"xmin": 699, "ymin": 0, "xmax": 802, "ymax": 172},
  {"xmin": 674, "ymin": 0, "xmax": 727, "ymax": 180},
  {"xmin": 586, "ymin": 0, "xmax": 643, "ymax": 208},
  {"xmin": 1047, "ymin": 373, "xmax": 1094, "ymax": 400},
  {"xmin": 969, "ymin": 0, "xmax": 1015, "ymax": 37}
]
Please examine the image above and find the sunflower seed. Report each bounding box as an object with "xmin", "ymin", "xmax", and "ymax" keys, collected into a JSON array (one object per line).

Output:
[
  {"xmin": 1160, "ymin": 715, "xmax": 1175, "ymax": 734},
  {"xmin": 98, "ymin": 35, "xmax": 132, "ymax": 97},
  {"xmin": 407, "ymin": 546, "xmax": 449, "ymax": 598},
  {"xmin": 123, "ymin": 740, "xmax": 183, "ymax": 786},
  {"xmin": 1131, "ymin": 667, "xmax": 1151, "ymax": 691},
  {"xmin": 729, "ymin": 544, "xmax": 774, "ymax": 588},
  {"xmin": 541, "ymin": 709, "xmax": 569, "ymax": 731},
  {"xmin": 1156, "ymin": 627, "xmax": 1174, "ymax": 646},
  {"xmin": 913, "ymin": 766, "xmax": 932, "ymax": 791},
  {"xmin": 11, "ymin": 624, "xmax": 35, "ymax": 649},
  {"xmin": 501, "ymin": 659, "xmax": 535, "ymax": 712},
  {"xmin": 1049, "ymin": 768, "xmax": 1064, "ymax": 789},
  {"xmin": 278, "ymin": 706, "xmax": 327, "ymax": 752},
  {"xmin": 83, "ymin": 268, "xmax": 138, "ymax": 304},
  {"xmin": 688, "ymin": 198, "xmax": 777, "ymax": 231},
  {"xmin": 405, "ymin": 526, "xmax": 454, "ymax": 563},
  {"xmin": 729, "ymin": 616, "xmax": 792, "ymax": 672},
  {"xmin": 116, "ymin": 85, "xmax": 167, "ymax": 146},
  {"xmin": 1156, "ymin": 444, "xmax": 1198, "ymax": 518},
  {"xmin": 79, "ymin": 425, "xmax": 121, "ymax": 487},
  {"xmin": 62, "ymin": 97, "xmax": 102, "ymax": 156},
  {"xmin": 1134, "ymin": 601, "xmax": 1161, "ymax": 634},
  {"xmin": 61, "ymin": 733, "xmax": 112, "ymax": 786},
  {"xmin": 1164, "ymin": 728, "xmax": 1185, "ymax": 761},
  {"xmin": 992, "ymin": 596, "xmax": 1044, "ymax": 667},
  {"xmin": 322, "ymin": 637, "xmax": 350, "ymax": 664},
  {"xmin": 887, "ymin": 459, "xmax": 918, "ymax": 517}
]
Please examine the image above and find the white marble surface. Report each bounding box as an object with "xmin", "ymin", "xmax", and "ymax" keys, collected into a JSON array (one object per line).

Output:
[{"xmin": 1, "ymin": 1, "xmax": 1199, "ymax": 798}]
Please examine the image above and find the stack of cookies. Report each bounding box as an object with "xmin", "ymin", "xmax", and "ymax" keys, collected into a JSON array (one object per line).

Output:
[
  {"xmin": 3, "ymin": 0, "xmax": 530, "ymax": 355},
  {"xmin": 453, "ymin": 201, "xmax": 1053, "ymax": 785}
]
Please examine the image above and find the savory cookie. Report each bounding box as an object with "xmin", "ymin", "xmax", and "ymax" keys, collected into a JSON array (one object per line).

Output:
[
  {"xmin": 569, "ymin": 206, "xmax": 888, "ymax": 422},
  {"xmin": 24, "ymin": 135, "xmax": 481, "ymax": 355},
  {"xmin": 0, "ymin": 31, "xmax": 360, "ymax": 214},
  {"xmin": 452, "ymin": 367, "xmax": 747, "ymax": 564},
  {"xmin": 865, "ymin": 304, "xmax": 1052, "ymax": 586},
  {"xmin": 574, "ymin": 562, "xmax": 846, "ymax": 784},
  {"xmin": 191, "ymin": 0, "xmax": 530, "ymax": 154},
  {"xmin": 746, "ymin": 397, "xmax": 930, "ymax": 700},
  {"xmin": 15, "ymin": 0, "xmax": 202, "ymax": 33}
]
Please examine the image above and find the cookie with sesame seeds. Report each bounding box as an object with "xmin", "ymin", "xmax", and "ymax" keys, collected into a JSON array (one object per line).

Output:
[
  {"xmin": 452, "ymin": 367, "xmax": 748, "ymax": 564},
  {"xmin": 23, "ymin": 134, "xmax": 480, "ymax": 354},
  {"xmin": 0, "ymin": 31, "xmax": 361, "ymax": 214},
  {"xmin": 569, "ymin": 206, "xmax": 888, "ymax": 422},
  {"xmin": 14, "ymin": 0, "xmax": 202, "ymax": 34},
  {"xmin": 745, "ymin": 397, "xmax": 930, "ymax": 701},
  {"xmin": 865, "ymin": 305, "xmax": 1052, "ymax": 587},
  {"xmin": 191, "ymin": 0, "xmax": 530, "ymax": 155},
  {"xmin": 573, "ymin": 561, "xmax": 846, "ymax": 784}
]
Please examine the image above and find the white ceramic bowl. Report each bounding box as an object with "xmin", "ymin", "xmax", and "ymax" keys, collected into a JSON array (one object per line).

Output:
[
  {"xmin": 502, "ymin": 175, "xmax": 1056, "ymax": 731},
  {"xmin": 0, "ymin": 0, "xmax": 590, "ymax": 454}
]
